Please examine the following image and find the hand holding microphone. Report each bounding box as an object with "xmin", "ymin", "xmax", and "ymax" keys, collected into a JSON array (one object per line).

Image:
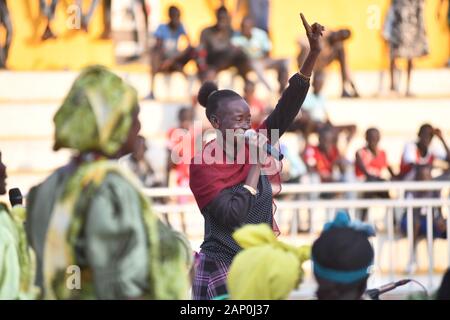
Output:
[{"xmin": 244, "ymin": 129, "xmax": 284, "ymax": 162}]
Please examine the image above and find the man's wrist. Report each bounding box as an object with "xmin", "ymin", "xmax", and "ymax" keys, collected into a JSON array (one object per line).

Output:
[
  {"xmin": 243, "ymin": 185, "xmax": 257, "ymax": 196},
  {"xmin": 309, "ymin": 48, "xmax": 322, "ymax": 56}
]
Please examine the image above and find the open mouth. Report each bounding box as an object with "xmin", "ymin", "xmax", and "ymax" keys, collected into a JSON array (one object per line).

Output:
[{"xmin": 234, "ymin": 129, "xmax": 248, "ymax": 136}]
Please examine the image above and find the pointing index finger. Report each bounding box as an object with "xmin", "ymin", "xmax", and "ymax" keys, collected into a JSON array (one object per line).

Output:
[{"xmin": 300, "ymin": 13, "xmax": 311, "ymax": 33}]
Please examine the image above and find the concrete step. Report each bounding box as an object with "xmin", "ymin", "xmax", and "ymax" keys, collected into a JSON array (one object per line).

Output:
[
  {"xmin": 1, "ymin": 69, "xmax": 449, "ymax": 102},
  {"xmin": 0, "ymin": 101, "xmax": 189, "ymax": 138}
]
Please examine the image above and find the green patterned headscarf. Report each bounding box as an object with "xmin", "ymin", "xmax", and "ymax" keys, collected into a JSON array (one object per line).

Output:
[{"xmin": 54, "ymin": 65, "xmax": 138, "ymax": 156}]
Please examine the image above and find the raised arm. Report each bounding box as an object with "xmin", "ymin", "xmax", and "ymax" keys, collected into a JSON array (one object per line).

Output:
[
  {"xmin": 299, "ymin": 13, "xmax": 324, "ymax": 77},
  {"xmin": 435, "ymin": 128, "xmax": 450, "ymax": 163},
  {"xmin": 263, "ymin": 14, "xmax": 324, "ymax": 138}
]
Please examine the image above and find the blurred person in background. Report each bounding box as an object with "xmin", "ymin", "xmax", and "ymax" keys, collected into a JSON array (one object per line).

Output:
[
  {"xmin": 400, "ymin": 165, "xmax": 447, "ymax": 273},
  {"xmin": 147, "ymin": 5, "xmax": 195, "ymax": 100},
  {"xmin": 388, "ymin": 0, "xmax": 429, "ymax": 96},
  {"xmin": 0, "ymin": 0, "xmax": 12, "ymax": 69},
  {"xmin": 235, "ymin": 0, "xmax": 270, "ymax": 33},
  {"xmin": 100, "ymin": 0, "xmax": 112, "ymax": 39},
  {"xmin": 355, "ymin": 128, "xmax": 395, "ymax": 221},
  {"xmin": 40, "ymin": 0, "xmax": 58, "ymax": 40},
  {"xmin": 120, "ymin": 135, "xmax": 170, "ymax": 225},
  {"xmin": 437, "ymin": 0, "xmax": 450, "ymax": 67},
  {"xmin": 312, "ymin": 212, "xmax": 375, "ymax": 300},
  {"xmin": 293, "ymin": 70, "xmax": 356, "ymax": 142},
  {"xmin": 0, "ymin": 151, "xmax": 38, "ymax": 299},
  {"xmin": 120, "ymin": 135, "xmax": 161, "ymax": 188},
  {"xmin": 26, "ymin": 66, "xmax": 191, "ymax": 299},
  {"xmin": 399, "ymin": 124, "xmax": 450, "ymax": 181},
  {"xmin": 242, "ymin": 80, "xmax": 266, "ymax": 129},
  {"xmin": 197, "ymin": 6, "xmax": 252, "ymax": 83},
  {"xmin": 297, "ymin": 28, "xmax": 359, "ymax": 98},
  {"xmin": 167, "ymin": 107, "xmax": 198, "ymax": 233},
  {"xmin": 303, "ymin": 126, "xmax": 347, "ymax": 186},
  {"xmin": 75, "ymin": 0, "xmax": 102, "ymax": 33},
  {"xmin": 232, "ymin": 16, "xmax": 288, "ymax": 94}
]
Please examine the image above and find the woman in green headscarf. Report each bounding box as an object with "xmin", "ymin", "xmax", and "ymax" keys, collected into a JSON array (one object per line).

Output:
[
  {"xmin": 226, "ymin": 224, "xmax": 310, "ymax": 300},
  {"xmin": 26, "ymin": 65, "xmax": 191, "ymax": 300}
]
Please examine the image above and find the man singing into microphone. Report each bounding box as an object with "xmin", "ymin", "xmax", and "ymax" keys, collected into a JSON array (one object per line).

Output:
[{"xmin": 189, "ymin": 14, "xmax": 324, "ymax": 300}]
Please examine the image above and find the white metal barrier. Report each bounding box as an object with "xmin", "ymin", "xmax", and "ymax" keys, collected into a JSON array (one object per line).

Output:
[{"xmin": 144, "ymin": 181, "xmax": 450, "ymax": 289}]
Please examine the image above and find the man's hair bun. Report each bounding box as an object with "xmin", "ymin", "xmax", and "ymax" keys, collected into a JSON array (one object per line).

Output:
[{"xmin": 198, "ymin": 81, "xmax": 218, "ymax": 108}]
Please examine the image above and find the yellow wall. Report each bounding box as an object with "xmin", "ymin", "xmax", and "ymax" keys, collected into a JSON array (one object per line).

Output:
[
  {"xmin": 6, "ymin": 0, "xmax": 113, "ymax": 70},
  {"xmin": 4, "ymin": 0, "xmax": 449, "ymax": 70}
]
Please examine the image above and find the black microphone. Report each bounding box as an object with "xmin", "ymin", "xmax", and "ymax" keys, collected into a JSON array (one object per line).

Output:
[
  {"xmin": 9, "ymin": 188, "xmax": 23, "ymax": 207},
  {"xmin": 244, "ymin": 129, "xmax": 284, "ymax": 161},
  {"xmin": 365, "ymin": 279, "xmax": 411, "ymax": 299}
]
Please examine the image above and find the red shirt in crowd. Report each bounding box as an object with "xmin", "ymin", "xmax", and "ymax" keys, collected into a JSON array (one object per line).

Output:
[
  {"xmin": 304, "ymin": 145, "xmax": 340, "ymax": 182},
  {"xmin": 399, "ymin": 141, "xmax": 446, "ymax": 180},
  {"xmin": 355, "ymin": 147, "xmax": 388, "ymax": 179},
  {"xmin": 167, "ymin": 127, "xmax": 197, "ymax": 186},
  {"xmin": 247, "ymin": 96, "xmax": 266, "ymax": 129}
]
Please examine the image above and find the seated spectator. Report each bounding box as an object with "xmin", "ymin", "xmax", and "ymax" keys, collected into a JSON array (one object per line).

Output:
[
  {"xmin": 235, "ymin": 0, "xmax": 270, "ymax": 33},
  {"xmin": 400, "ymin": 165, "xmax": 447, "ymax": 273},
  {"xmin": 303, "ymin": 126, "xmax": 346, "ymax": 185},
  {"xmin": 197, "ymin": 6, "xmax": 251, "ymax": 83},
  {"xmin": 297, "ymin": 28, "xmax": 359, "ymax": 98},
  {"xmin": 167, "ymin": 107, "xmax": 199, "ymax": 232},
  {"xmin": 100, "ymin": 0, "xmax": 112, "ymax": 39},
  {"xmin": 399, "ymin": 124, "xmax": 450, "ymax": 181},
  {"xmin": 76, "ymin": 0, "xmax": 102, "ymax": 33},
  {"xmin": 120, "ymin": 135, "xmax": 170, "ymax": 224},
  {"xmin": 302, "ymin": 70, "xmax": 329, "ymax": 129},
  {"xmin": 40, "ymin": 0, "xmax": 58, "ymax": 40},
  {"xmin": 232, "ymin": 16, "xmax": 289, "ymax": 94},
  {"xmin": 147, "ymin": 6, "xmax": 196, "ymax": 99},
  {"xmin": 280, "ymin": 141, "xmax": 307, "ymax": 184},
  {"xmin": 355, "ymin": 128, "xmax": 395, "ymax": 220},
  {"xmin": 355, "ymin": 128, "xmax": 395, "ymax": 182},
  {"xmin": 226, "ymin": 224, "xmax": 310, "ymax": 300},
  {"xmin": 312, "ymin": 212, "xmax": 375, "ymax": 300},
  {"xmin": 243, "ymin": 80, "xmax": 266, "ymax": 129},
  {"xmin": 120, "ymin": 135, "xmax": 161, "ymax": 188},
  {"xmin": 289, "ymin": 70, "xmax": 356, "ymax": 143}
]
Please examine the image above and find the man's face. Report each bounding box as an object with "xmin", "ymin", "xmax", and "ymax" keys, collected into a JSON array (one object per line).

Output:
[
  {"xmin": 217, "ymin": 11, "xmax": 230, "ymax": 30},
  {"xmin": 170, "ymin": 11, "xmax": 181, "ymax": 28},
  {"xmin": 419, "ymin": 128, "xmax": 434, "ymax": 149},
  {"xmin": 179, "ymin": 110, "xmax": 194, "ymax": 130},
  {"xmin": 0, "ymin": 152, "xmax": 7, "ymax": 195},
  {"xmin": 244, "ymin": 82, "xmax": 255, "ymax": 97},
  {"xmin": 366, "ymin": 130, "xmax": 380, "ymax": 150},
  {"xmin": 241, "ymin": 18, "xmax": 253, "ymax": 37},
  {"xmin": 212, "ymin": 98, "xmax": 251, "ymax": 146},
  {"xmin": 319, "ymin": 130, "xmax": 334, "ymax": 153}
]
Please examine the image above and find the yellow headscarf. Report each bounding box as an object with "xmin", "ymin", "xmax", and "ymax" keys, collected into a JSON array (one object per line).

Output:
[
  {"xmin": 53, "ymin": 65, "xmax": 138, "ymax": 156},
  {"xmin": 227, "ymin": 224, "xmax": 310, "ymax": 300}
]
